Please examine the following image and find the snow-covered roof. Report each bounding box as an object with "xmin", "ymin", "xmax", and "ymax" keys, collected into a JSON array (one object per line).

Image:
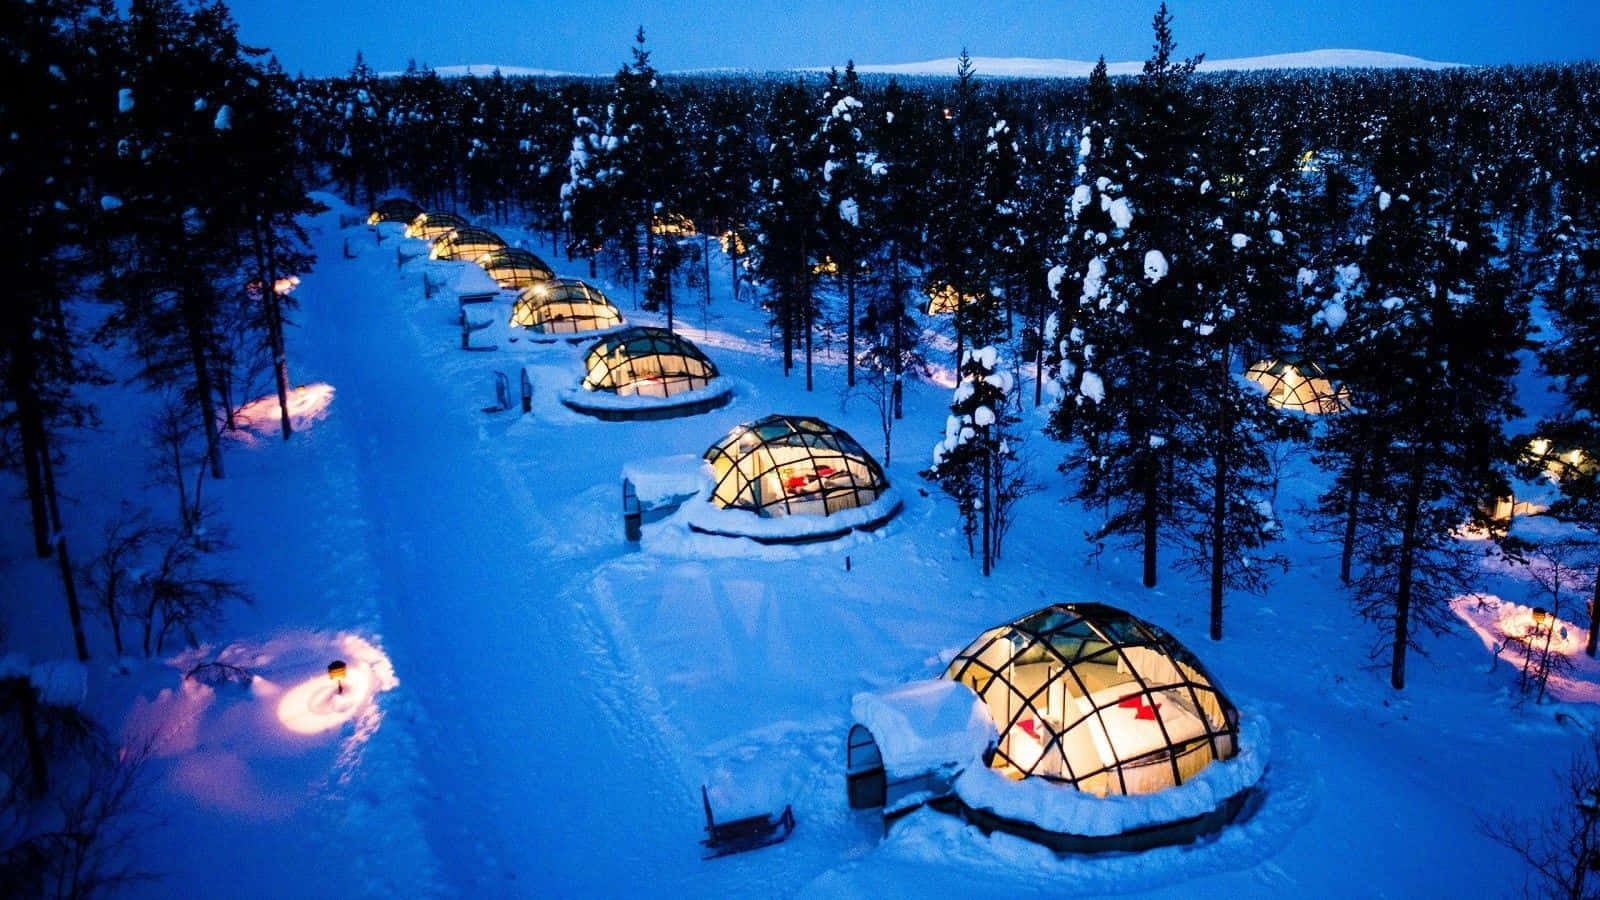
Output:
[
  {"xmin": 954, "ymin": 711, "xmax": 1269, "ymax": 837},
  {"xmin": 622, "ymin": 454, "xmax": 709, "ymax": 509},
  {"xmin": 851, "ymin": 680, "xmax": 997, "ymax": 779}
]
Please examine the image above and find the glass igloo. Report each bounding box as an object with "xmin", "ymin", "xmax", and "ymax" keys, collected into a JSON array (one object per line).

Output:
[
  {"xmin": 703, "ymin": 415, "xmax": 888, "ymax": 518},
  {"xmin": 405, "ymin": 211, "xmax": 469, "ymax": 241},
  {"xmin": 429, "ymin": 226, "xmax": 507, "ymax": 262},
  {"xmin": 510, "ymin": 278, "xmax": 623, "ymax": 336},
  {"xmin": 479, "ymin": 247, "xmax": 554, "ymax": 290},
  {"xmin": 945, "ymin": 603, "xmax": 1240, "ymax": 796},
  {"xmin": 368, "ymin": 197, "xmax": 422, "ymax": 226},
  {"xmin": 582, "ymin": 327, "xmax": 718, "ymax": 396},
  {"xmin": 1244, "ymin": 357, "xmax": 1350, "ymax": 414}
]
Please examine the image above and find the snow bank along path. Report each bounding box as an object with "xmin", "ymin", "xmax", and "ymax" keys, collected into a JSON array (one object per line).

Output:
[{"xmin": 298, "ymin": 216, "xmax": 704, "ymax": 895}]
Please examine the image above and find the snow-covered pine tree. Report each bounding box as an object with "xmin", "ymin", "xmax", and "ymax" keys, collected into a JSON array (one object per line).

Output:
[
  {"xmin": 331, "ymin": 51, "xmax": 388, "ymax": 208},
  {"xmin": 1316, "ymin": 110, "xmax": 1530, "ymax": 690},
  {"xmin": 1176, "ymin": 119, "xmax": 1299, "ymax": 640},
  {"xmin": 1530, "ymin": 213, "xmax": 1600, "ymax": 655},
  {"xmin": 814, "ymin": 62, "xmax": 883, "ymax": 387},
  {"xmin": 860, "ymin": 76, "xmax": 934, "ymax": 422},
  {"xmin": 750, "ymin": 81, "xmax": 823, "ymax": 386},
  {"xmin": 927, "ymin": 346, "xmax": 1029, "ymax": 574},
  {"xmin": 925, "ymin": 49, "xmax": 993, "ymax": 373},
  {"xmin": 560, "ymin": 104, "xmax": 615, "ymax": 279},
  {"xmin": 1046, "ymin": 56, "xmax": 1117, "ymax": 439},
  {"xmin": 1, "ymin": 0, "xmax": 113, "ymax": 659},
  {"xmin": 1057, "ymin": 5, "xmax": 1213, "ymax": 588}
]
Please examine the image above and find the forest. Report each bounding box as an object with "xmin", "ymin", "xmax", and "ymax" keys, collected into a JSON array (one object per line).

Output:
[{"xmin": 5, "ymin": 0, "xmax": 1600, "ymax": 893}]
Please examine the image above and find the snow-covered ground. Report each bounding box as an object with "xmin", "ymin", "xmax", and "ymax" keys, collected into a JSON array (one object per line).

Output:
[{"xmin": 4, "ymin": 196, "xmax": 1593, "ymax": 898}]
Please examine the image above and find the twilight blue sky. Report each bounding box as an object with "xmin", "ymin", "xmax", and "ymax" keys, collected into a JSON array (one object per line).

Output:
[{"xmin": 229, "ymin": 0, "xmax": 1600, "ymax": 77}]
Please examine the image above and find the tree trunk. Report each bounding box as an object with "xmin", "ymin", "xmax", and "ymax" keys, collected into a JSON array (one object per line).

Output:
[
  {"xmin": 1143, "ymin": 453, "xmax": 1159, "ymax": 588},
  {"xmin": 19, "ymin": 403, "xmax": 52, "ymax": 558},
  {"xmin": 254, "ymin": 220, "xmax": 294, "ymax": 441},
  {"xmin": 1341, "ymin": 450, "xmax": 1365, "ymax": 584},
  {"xmin": 1210, "ymin": 445, "xmax": 1227, "ymax": 641},
  {"xmin": 181, "ymin": 283, "xmax": 225, "ymax": 479},
  {"xmin": 13, "ymin": 680, "xmax": 50, "ymax": 796},
  {"xmin": 39, "ymin": 434, "xmax": 89, "ymax": 661},
  {"xmin": 981, "ymin": 435, "xmax": 993, "ymax": 577},
  {"xmin": 846, "ymin": 272, "xmax": 857, "ymax": 387},
  {"xmin": 702, "ymin": 234, "xmax": 713, "ymax": 307},
  {"xmin": 1587, "ymin": 567, "xmax": 1599, "ymax": 659},
  {"xmin": 1391, "ymin": 461, "xmax": 1425, "ymax": 690}
]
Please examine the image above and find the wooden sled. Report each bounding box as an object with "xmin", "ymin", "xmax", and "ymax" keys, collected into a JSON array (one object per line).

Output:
[{"xmin": 700, "ymin": 785, "xmax": 795, "ymax": 859}]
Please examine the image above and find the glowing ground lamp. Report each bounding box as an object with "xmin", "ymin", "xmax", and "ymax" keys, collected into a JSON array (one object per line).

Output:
[
  {"xmin": 1532, "ymin": 608, "xmax": 1551, "ymax": 629},
  {"xmin": 328, "ymin": 659, "xmax": 348, "ymax": 694}
]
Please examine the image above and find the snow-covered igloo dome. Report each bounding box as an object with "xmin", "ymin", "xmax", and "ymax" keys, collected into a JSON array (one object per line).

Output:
[
  {"xmin": 510, "ymin": 278, "xmax": 624, "ymax": 337},
  {"xmin": 479, "ymin": 247, "xmax": 554, "ymax": 290},
  {"xmin": 946, "ymin": 603, "xmax": 1240, "ymax": 796},
  {"xmin": 562, "ymin": 326, "xmax": 733, "ymax": 421},
  {"xmin": 368, "ymin": 197, "xmax": 422, "ymax": 226},
  {"xmin": 703, "ymin": 415, "xmax": 889, "ymax": 519},
  {"xmin": 1244, "ymin": 357, "xmax": 1350, "ymax": 415},
  {"xmin": 404, "ymin": 210, "xmax": 468, "ymax": 241},
  {"xmin": 429, "ymin": 226, "xmax": 507, "ymax": 262}
]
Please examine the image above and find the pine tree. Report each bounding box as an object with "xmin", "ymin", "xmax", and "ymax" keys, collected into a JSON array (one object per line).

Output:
[
  {"xmin": 750, "ymin": 81, "xmax": 823, "ymax": 387},
  {"xmin": 927, "ymin": 346, "xmax": 1029, "ymax": 574},
  {"xmin": 1530, "ymin": 213, "xmax": 1600, "ymax": 655},
  {"xmin": 814, "ymin": 62, "xmax": 882, "ymax": 387},
  {"xmin": 1316, "ymin": 111, "xmax": 1530, "ymax": 689},
  {"xmin": 1057, "ymin": 5, "xmax": 1211, "ymax": 588}
]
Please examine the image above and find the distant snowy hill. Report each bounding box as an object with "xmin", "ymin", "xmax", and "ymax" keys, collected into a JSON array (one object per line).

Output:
[
  {"xmin": 843, "ymin": 49, "xmax": 1462, "ymax": 78},
  {"xmin": 383, "ymin": 49, "xmax": 1460, "ymax": 81},
  {"xmin": 377, "ymin": 63, "xmax": 575, "ymax": 78}
]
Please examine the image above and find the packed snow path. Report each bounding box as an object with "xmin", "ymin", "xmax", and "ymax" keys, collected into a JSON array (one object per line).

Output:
[{"xmin": 296, "ymin": 222, "xmax": 707, "ymax": 896}]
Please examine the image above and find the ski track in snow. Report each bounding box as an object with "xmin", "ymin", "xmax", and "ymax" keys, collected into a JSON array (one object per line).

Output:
[{"xmin": 299, "ymin": 223, "xmax": 718, "ymax": 896}]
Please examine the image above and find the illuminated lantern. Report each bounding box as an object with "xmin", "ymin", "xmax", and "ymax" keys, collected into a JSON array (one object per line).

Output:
[
  {"xmin": 328, "ymin": 659, "xmax": 348, "ymax": 694},
  {"xmin": 1533, "ymin": 607, "xmax": 1551, "ymax": 628}
]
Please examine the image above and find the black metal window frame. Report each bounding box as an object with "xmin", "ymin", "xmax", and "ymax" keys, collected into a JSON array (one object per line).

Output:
[
  {"xmin": 944, "ymin": 603, "xmax": 1240, "ymax": 795},
  {"xmin": 703, "ymin": 415, "xmax": 889, "ymax": 518}
]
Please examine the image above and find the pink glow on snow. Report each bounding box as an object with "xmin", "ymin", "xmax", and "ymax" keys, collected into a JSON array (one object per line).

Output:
[
  {"xmin": 228, "ymin": 382, "xmax": 336, "ymax": 446},
  {"xmin": 123, "ymin": 631, "xmax": 398, "ymax": 817},
  {"xmin": 1451, "ymin": 594, "xmax": 1600, "ymax": 704}
]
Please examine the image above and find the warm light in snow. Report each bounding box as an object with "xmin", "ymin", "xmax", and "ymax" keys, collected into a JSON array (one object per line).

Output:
[
  {"xmin": 229, "ymin": 382, "xmax": 335, "ymax": 445},
  {"xmin": 276, "ymin": 643, "xmax": 390, "ymax": 735}
]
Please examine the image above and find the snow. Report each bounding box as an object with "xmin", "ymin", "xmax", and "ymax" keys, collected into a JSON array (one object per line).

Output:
[
  {"xmin": 100, "ymin": 194, "xmax": 122, "ymax": 210},
  {"xmin": 214, "ymin": 104, "xmax": 232, "ymax": 130},
  {"xmin": 620, "ymin": 453, "xmax": 707, "ymax": 507},
  {"xmin": 1143, "ymin": 249, "xmax": 1169, "ymax": 283},
  {"xmin": 0, "ymin": 655, "xmax": 88, "ymax": 705},
  {"xmin": 13, "ymin": 193, "xmax": 1588, "ymax": 900},
  {"xmin": 1108, "ymin": 197, "xmax": 1133, "ymax": 230},
  {"xmin": 842, "ymin": 49, "xmax": 1460, "ymax": 79},
  {"xmin": 1079, "ymin": 371, "xmax": 1105, "ymax": 403},
  {"xmin": 973, "ymin": 406, "xmax": 996, "ymax": 427},
  {"xmin": 1081, "ymin": 256, "xmax": 1106, "ymax": 301},
  {"xmin": 838, "ymin": 196, "xmax": 860, "ymax": 226},
  {"xmin": 118, "ymin": 87, "xmax": 133, "ymax": 112},
  {"xmin": 850, "ymin": 680, "xmax": 996, "ymax": 778},
  {"xmin": 1378, "ymin": 190, "xmax": 1393, "ymax": 211},
  {"xmin": 1231, "ymin": 232, "xmax": 1250, "ymax": 250},
  {"xmin": 954, "ymin": 713, "xmax": 1269, "ymax": 837},
  {"xmin": 1070, "ymin": 183, "xmax": 1092, "ymax": 219}
]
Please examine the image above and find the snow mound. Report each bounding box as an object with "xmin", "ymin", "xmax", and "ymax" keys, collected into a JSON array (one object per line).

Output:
[
  {"xmin": 851, "ymin": 680, "xmax": 997, "ymax": 778},
  {"xmin": 954, "ymin": 711, "xmax": 1269, "ymax": 837}
]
